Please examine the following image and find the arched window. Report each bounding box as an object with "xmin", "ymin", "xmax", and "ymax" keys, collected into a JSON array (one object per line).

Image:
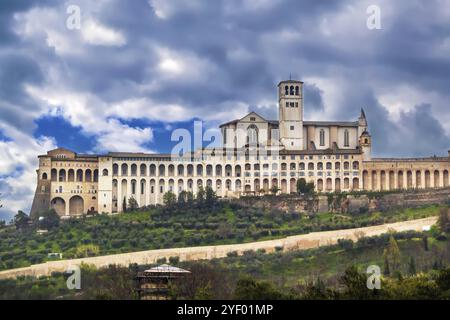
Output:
[
  {"xmin": 247, "ymin": 124, "xmax": 258, "ymax": 145},
  {"xmin": 344, "ymin": 129, "xmax": 350, "ymax": 147},
  {"xmin": 295, "ymin": 86, "xmax": 299, "ymax": 95},
  {"xmin": 319, "ymin": 129, "xmax": 325, "ymax": 146},
  {"xmin": 42, "ymin": 173, "xmax": 48, "ymax": 180},
  {"xmin": 102, "ymin": 169, "xmax": 109, "ymax": 176},
  {"xmin": 290, "ymin": 86, "xmax": 294, "ymax": 95},
  {"xmin": 285, "ymin": 86, "xmax": 289, "ymax": 95}
]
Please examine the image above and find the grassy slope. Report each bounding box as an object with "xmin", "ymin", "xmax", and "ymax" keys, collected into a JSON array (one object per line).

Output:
[{"xmin": 0, "ymin": 203, "xmax": 442, "ymax": 271}]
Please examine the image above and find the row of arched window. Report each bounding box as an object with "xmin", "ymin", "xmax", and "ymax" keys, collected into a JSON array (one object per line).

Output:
[
  {"xmin": 284, "ymin": 85, "xmax": 300, "ymax": 96},
  {"xmin": 111, "ymin": 161, "xmax": 360, "ymax": 177},
  {"xmin": 44, "ymin": 169, "xmax": 99, "ymax": 183}
]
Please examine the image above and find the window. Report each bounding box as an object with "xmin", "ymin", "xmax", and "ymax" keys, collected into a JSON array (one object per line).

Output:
[
  {"xmin": 290, "ymin": 126, "xmax": 294, "ymax": 130},
  {"xmin": 247, "ymin": 124, "xmax": 258, "ymax": 145},
  {"xmin": 250, "ymin": 117, "xmax": 256, "ymax": 121},
  {"xmin": 290, "ymin": 102, "xmax": 294, "ymax": 107},
  {"xmin": 344, "ymin": 129, "xmax": 350, "ymax": 147},
  {"xmin": 286, "ymin": 102, "xmax": 289, "ymax": 108},
  {"xmin": 285, "ymin": 86, "xmax": 289, "ymax": 95},
  {"xmin": 102, "ymin": 169, "xmax": 108, "ymax": 176},
  {"xmin": 295, "ymin": 102, "xmax": 298, "ymax": 108},
  {"xmin": 320, "ymin": 129, "xmax": 325, "ymax": 146},
  {"xmin": 295, "ymin": 86, "xmax": 299, "ymax": 95},
  {"xmin": 290, "ymin": 86, "xmax": 294, "ymax": 95}
]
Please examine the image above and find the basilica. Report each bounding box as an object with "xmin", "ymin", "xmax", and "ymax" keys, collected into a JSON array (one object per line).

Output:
[{"xmin": 30, "ymin": 79, "xmax": 450, "ymax": 217}]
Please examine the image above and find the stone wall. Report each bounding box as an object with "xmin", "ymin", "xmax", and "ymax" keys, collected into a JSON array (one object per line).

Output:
[
  {"xmin": 0, "ymin": 217, "xmax": 437, "ymax": 280},
  {"xmin": 233, "ymin": 188, "xmax": 450, "ymax": 214}
]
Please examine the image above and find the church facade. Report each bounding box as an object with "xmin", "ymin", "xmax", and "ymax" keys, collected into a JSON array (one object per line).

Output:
[{"xmin": 30, "ymin": 80, "xmax": 450, "ymax": 217}]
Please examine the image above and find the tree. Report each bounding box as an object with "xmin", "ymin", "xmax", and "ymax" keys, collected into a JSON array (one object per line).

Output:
[
  {"xmin": 422, "ymin": 234, "xmax": 429, "ymax": 251},
  {"xmin": 127, "ymin": 197, "xmax": 139, "ymax": 212},
  {"xmin": 383, "ymin": 235, "xmax": 401, "ymax": 273},
  {"xmin": 438, "ymin": 207, "xmax": 450, "ymax": 232},
  {"xmin": 14, "ymin": 210, "xmax": 30, "ymax": 230},
  {"xmin": 177, "ymin": 190, "xmax": 187, "ymax": 206},
  {"xmin": 296, "ymin": 179, "xmax": 315, "ymax": 195},
  {"xmin": 270, "ymin": 185, "xmax": 280, "ymax": 195},
  {"xmin": 234, "ymin": 277, "xmax": 286, "ymax": 300},
  {"xmin": 163, "ymin": 191, "xmax": 177, "ymax": 207},
  {"xmin": 122, "ymin": 197, "xmax": 127, "ymax": 212},
  {"xmin": 205, "ymin": 186, "xmax": 217, "ymax": 207},
  {"xmin": 196, "ymin": 186, "xmax": 205, "ymax": 205},
  {"xmin": 0, "ymin": 220, "xmax": 5, "ymax": 229},
  {"xmin": 37, "ymin": 209, "xmax": 60, "ymax": 230},
  {"xmin": 408, "ymin": 256, "xmax": 417, "ymax": 276}
]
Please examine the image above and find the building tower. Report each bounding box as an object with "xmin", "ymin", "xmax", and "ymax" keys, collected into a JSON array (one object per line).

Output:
[{"xmin": 278, "ymin": 80, "xmax": 304, "ymax": 150}]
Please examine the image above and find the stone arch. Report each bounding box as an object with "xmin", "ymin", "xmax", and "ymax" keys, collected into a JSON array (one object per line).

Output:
[
  {"xmin": 363, "ymin": 170, "xmax": 369, "ymax": 190},
  {"xmin": 371, "ymin": 171, "xmax": 377, "ymax": 190},
  {"xmin": 177, "ymin": 179, "xmax": 184, "ymax": 192},
  {"xmin": 113, "ymin": 164, "xmax": 119, "ymax": 175},
  {"xmin": 380, "ymin": 171, "xmax": 386, "ymax": 190},
  {"xmin": 140, "ymin": 164, "xmax": 147, "ymax": 176},
  {"xmin": 68, "ymin": 169, "xmax": 75, "ymax": 182},
  {"xmin": 76, "ymin": 169, "xmax": 83, "ymax": 182},
  {"xmin": 352, "ymin": 161, "xmax": 360, "ymax": 170},
  {"xmin": 51, "ymin": 197, "xmax": 66, "ymax": 216},
  {"xmin": 131, "ymin": 179, "xmax": 137, "ymax": 194},
  {"xmin": 168, "ymin": 179, "xmax": 175, "ymax": 192},
  {"xmin": 254, "ymin": 179, "xmax": 260, "ymax": 192},
  {"xmin": 235, "ymin": 165, "xmax": 242, "ymax": 177},
  {"xmin": 444, "ymin": 170, "xmax": 449, "ymax": 187},
  {"xmin": 344, "ymin": 178, "xmax": 350, "ymax": 189},
  {"xmin": 225, "ymin": 179, "xmax": 232, "ymax": 191},
  {"xmin": 130, "ymin": 164, "xmax": 137, "ymax": 176},
  {"xmin": 102, "ymin": 169, "xmax": 109, "ymax": 176},
  {"xmin": 42, "ymin": 172, "xmax": 48, "ymax": 180},
  {"xmin": 235, "ymin": 179, "xmax": 242, "ymax": 191},
  {"xmin": 434, "ymin": 170, "xmax": 440, "ymax": 188},
  {"xmin": 308, "ymin": 163, "xmax": 314, "ymax": 171},
  {"xmin": 425, "ymin": 170, "xmax": 431, "ymax": 188},
  {"xmin": 335, "ymin": 178, "xmax": 341, "ymax": 192},
  {"xmin": 281, "ymin": 179, "xmax": 287, "ymax": 193},
  {"xmin": 407, "ymin": 171, "xmax": 413, "ymax": 189},
  {"xmin": 389, "ymin": 171, "xmax": 395, "ymax": 190},
  {"xmin": 326, "ymin": 178, "xmax": 332, "ymax": 191},
  {"xmin": 262, "ymin": 178, "xmax": 269, "ymax": 192},
  {"xmin": 317, "ymin": 179, "xmax": 323, "ymax": 192},
  {"xmin": 51, "ymin": 169, "xmax": 57, "ymax": 181},
  {"xmin": 206, "ymin": 179, "xmax": 213, "ymax": 188},
  {"xmin": 93, "ymin": 169, "xmax": 98, "ymax": 182},
  {"xmin": 196, "ymin": 164, "xmax": 204, "ymax": 176},
  {"xmin": 271, "ymin": 178, "xmax": 278, "ymax": 189},
  {"xmin": 416, "ymin": 171, "xmax": 422, "ymax": 188},
  {"xmin": 158, "ymin": 164, "xmax": 165, "ymax": 176},
  {"xmin": 187, "ymin": 164, "xmax": 194, "ymax": 177},
  {"xmin": 177, "ymin": 164, "xmax": 184, "ymax": 176},
  {"xmin": 225, "ymin": 165, "xmax": 232, "ymax": 177},
  {"xmin": 398, "ymin": 171, "xmax": 404, "ymax": 189},
  {"xmin": 206, "ymin": 165, "xmax": 213, "ymax": 176},
  {"xmin": 317, "ymin": 162, "xmax": 323, "ymax": 171},
  {"xmin": 59, "ymin": 169, "xmax": 66, "ymax": 182},
  {"xmin": 150, "ymin": 164, "xmax": 156, "ymax": 176},
  {"xmin": 121, "ymin": 164, "xmax": 128, "ymax": 176},
  {"xmin": 168, "ymin": 164, "xmax": 175, "ymax": 176},
  {"xmin": 290, "ymin": 178, "xmax": 296, "ymax": 193},
  {"xmin": 69, "ymin": 195, "xmax": 84, "ymax": 215},
  {"xmin": 215, "ymin": 164, "xmax": 222, "ymax": 176},
  {"xmin": 352, "ymin": 177, "xmax": 360, "ymax": 190},
  {"xmin": 85, "ymin": 169, "xmax": 92, "ymax": 182},
  {"xmin": 187, "ymin": 179, "xmax": 194, "ymax": 192},
  {"xmin": 158, "ymin": 179, "xmax": 165, "ymax": 193}
]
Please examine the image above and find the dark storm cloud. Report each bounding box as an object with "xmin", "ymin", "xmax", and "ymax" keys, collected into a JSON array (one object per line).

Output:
[{"xmin": 1, "ymin": 0, "xmax": 450, "ymax": 157}]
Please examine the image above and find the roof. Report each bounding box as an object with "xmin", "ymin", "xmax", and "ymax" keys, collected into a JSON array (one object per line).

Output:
[
  {"xmin": 278, "ymin": 80, "xmax": 304, "ymax": 86},
  {"xmin": 144, "ymin": 264, "xmax": 190, "ymax": 274}
]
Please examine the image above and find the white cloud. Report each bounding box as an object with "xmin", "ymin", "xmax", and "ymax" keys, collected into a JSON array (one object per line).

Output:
[
  {"xmin": 0, "ymin": 123, "xmax": 56, "ymax": 220},
  {"xmin": 81, "ymin": 19, "xmax": 126, "ymax": 47}
]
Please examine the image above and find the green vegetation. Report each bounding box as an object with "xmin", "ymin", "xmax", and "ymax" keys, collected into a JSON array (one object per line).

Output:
[
  {"xmin": 1, "ymin": 227, "xmax": 449, "ymax": 300},
  {"xmin": 0, "ymin": 189, "xmax": 443, "ymax": 271}
]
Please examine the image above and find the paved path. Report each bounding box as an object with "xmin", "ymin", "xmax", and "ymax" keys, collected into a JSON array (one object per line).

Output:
[{"xmin": 0, "ymin": 216, "xmax": 437, "ymax": 280}]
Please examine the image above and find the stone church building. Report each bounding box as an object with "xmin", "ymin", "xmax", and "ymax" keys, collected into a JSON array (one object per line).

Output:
[{"xmin": 30, "ymin": 79, "xmax": 450, "ymax": 217}]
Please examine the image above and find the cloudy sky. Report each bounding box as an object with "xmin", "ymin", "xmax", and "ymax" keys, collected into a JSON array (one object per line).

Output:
[{"xmin": 1, "ymin": 0, "xmax": 450, "ymax": 220}]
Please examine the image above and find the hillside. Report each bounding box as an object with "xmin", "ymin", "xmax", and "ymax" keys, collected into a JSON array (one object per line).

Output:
[{"xmin": 0, "ymin": 196, "xmax": 442, "ymax": 271}]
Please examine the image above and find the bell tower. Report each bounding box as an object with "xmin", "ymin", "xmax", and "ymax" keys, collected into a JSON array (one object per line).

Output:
[{"xmin": 278, "ymin": 80, "xmax": 304, "ymax": 150}]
